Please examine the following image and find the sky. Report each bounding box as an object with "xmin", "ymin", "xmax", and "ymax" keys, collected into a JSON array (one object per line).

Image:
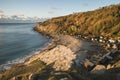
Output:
[{"xmin": 0, "ymin": 0, "xmax": 120, "ymax": 18}]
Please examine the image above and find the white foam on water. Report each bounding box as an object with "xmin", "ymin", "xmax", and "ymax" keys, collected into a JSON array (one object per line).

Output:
[
  {"xmin": 0, "ymin": 41, "xmax": 52, "ymax": 70},
  {"xmin": 0, "ymin": 50, "xmax": 40, "ymax": 70}
]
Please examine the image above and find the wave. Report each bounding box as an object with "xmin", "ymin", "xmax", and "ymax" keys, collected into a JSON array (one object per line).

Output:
[
  {"xmin": 0, "ymin": 40, "xmax": 52, "ymax": 70},
  {"xmin": 0, "ymin": 49, "xmax": 40, "ymax": 70}
]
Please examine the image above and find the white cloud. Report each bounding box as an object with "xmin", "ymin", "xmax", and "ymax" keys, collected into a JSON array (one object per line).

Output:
[
  {"xmin": 0, "ymin": 9, "xmax": 47, "ymax": 23},
  {"xmin": 48, "ymin": 11, "xmax": 54, "ymax": 14},
  {"xmin": 82, "ymin": 3, "xmax": 89, "ymax": 6},
  {"xmin": 51, "ymin": 7, "xmax": 58, "ymax": 10},
  {"xmin": 0, "ymin": 9, "xmax": 4, "ymax": 18},
  {"xmin": 50, "ymin": 7, "xmax": 62, "ymax": 11},
  {"xmin": 48, "ymin": 7, "xmax": 61, "ymax": 15},
  {"xmin": 0, "ymin": 8, "xmax": 4, "ymax": 15}
]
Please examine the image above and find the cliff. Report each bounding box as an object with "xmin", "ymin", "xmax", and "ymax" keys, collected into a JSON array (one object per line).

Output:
[{"xmin": 34, "ymin": 4, "xmax": 120, "ymax": 38}]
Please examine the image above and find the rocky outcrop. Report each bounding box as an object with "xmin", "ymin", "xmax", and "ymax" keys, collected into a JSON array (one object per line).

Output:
[
  {"xmin": 25, "ymin": 35, "xmax": 104, "ymax": 72},
  {"xmin": 25, "ymin": 35, "xmax": 81, "ymax": 71},
  {"xmin": 38, "ymin": 45, "xmax": 76, "ymax": 71},
  {"xmin": 91, "ymin": 65, "xmax": 106, "ymax": 74}
]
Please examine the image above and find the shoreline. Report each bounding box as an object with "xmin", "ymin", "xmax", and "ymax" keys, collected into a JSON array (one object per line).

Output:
[
  {"xmin": 24, "ymin": 34, "xmax": 106, "ymax": 70},
  {"xmin": 0, "ymin": 37, "xmax": 52, "ymax": 71},
  {"xmin": 0, "ymin": 27, "xmax": 119, "ymax": 80},
  {"xmin": 24, "ymin": 40, "xmax": 56, "ymax": 64},
  {"xmin": 3, "ymin": 31, "xmax": 104, "ymax": 68}
]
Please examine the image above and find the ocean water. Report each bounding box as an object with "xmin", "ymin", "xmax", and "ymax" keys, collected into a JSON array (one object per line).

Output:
[{"xmin": 0, "ymin": 23, "xmax": 50, "ymax": 70}]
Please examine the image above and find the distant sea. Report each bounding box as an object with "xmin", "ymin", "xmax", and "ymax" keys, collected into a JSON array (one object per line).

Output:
[{"xmin": 0, "ymin": 23, "xmax": 50, "ymax": 70}]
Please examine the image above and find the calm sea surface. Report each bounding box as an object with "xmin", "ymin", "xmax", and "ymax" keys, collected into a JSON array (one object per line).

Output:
[{"xmin": 0, "ymin": 23, "xmax": 50, "ymax": 70}]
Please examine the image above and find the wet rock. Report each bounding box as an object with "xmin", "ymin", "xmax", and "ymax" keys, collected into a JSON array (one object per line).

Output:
[
  {"xmin": 60, "ymin": 77, "xmax": 69, "ymax": 80},
  {"xmin": 91, "ymin": 65, "xmax": 106, "ymax": 74},
  {"xmin": 29, "ymin": 74, "xmax": 39, "ymax": 80},
  {"xmin": 106, "ymin": 64, "xmax": 113, "ymax": 69},
  {"xmin": 13, "ymin": 76, "xmax": 22, "ymax": 80}
]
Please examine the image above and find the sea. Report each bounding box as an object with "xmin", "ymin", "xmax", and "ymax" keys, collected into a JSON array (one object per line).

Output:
[{"xmin": 0, "ymin": 23, "xmax": 50, "ymax": 70}]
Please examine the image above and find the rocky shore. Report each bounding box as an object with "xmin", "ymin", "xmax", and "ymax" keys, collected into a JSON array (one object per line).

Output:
[
  {"xmin": 24, "ymin": 34, "xmax": 104, "ymax": 71},
  {"xmin": 0, "ymin": 34, "xmax": 109, "ymax": 80},
  {"xmin": 0, "ymin": 26, "xmax": 119, "ymax": 80}
]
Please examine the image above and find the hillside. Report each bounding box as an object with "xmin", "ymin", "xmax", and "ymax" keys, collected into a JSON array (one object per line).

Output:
[{"xmin": 34, "ymin": 4, "xmax": 120, "ymax": 38}]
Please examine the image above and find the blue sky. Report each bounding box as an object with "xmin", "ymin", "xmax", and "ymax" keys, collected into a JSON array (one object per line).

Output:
[{"xmin": 0, "ymin": 0, "xmax": 120, "ymax": 18}]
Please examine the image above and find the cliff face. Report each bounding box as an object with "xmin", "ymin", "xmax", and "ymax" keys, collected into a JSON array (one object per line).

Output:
[{"xmin": 34, "ymin": 4, "xmax": 120, "ymax": 38}]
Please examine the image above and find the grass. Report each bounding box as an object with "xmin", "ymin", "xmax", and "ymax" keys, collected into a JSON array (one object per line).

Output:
[
  {"xmin": 35, "ymin": 4, "xmax": 120, "ymax": 38},
  {"xmin": 2, "ymin": 59, "xmax": 46, "ymax": 80}
]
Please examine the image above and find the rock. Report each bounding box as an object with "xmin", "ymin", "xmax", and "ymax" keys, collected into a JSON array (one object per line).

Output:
[
  {"xmin": 91, "ymin": 65, "xmax": 106, "ymax": 74},
  {"xmin": 29, "ymin": 74, "xmax": 33, "ymax": 80},
  {"xmin": 84, "ymin": 59, "xmax": 94, "ymax": 68},
  {"xmin": 112, "ymin": 44, "xmax": 118, "ymax": 49},
  {"xmin": 29, "ymin": 74, "xmax": 39, "ymax": 80},
  {"xmin": 24, "ymin": 35, "xmax": 103, "ymax": 72},
  {"xmin": 60, "ymin": 77, "xmax": 69, "ymax": 80},
  {"xmin": 107, "ymin": 64, "xmax": 112, "ymax": 69},
  {"xmin": 83, "ymin": 59, "xmax": 95, "ymax": 71},
  {"xmin": 39, "ymin": 45, "xmax": 76, "ymax": 71},
  {"xmin": 13, "ymin": 76, "xmax": 22, "ymax": 80}
]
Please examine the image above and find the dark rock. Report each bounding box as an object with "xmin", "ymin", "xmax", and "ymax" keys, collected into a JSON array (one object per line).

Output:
[
  {"xmin": 13, "ymin": 76, "xmax": 22, "ymax": 80},
  {"xmin": 29, "ymin": 74, "xmax": 39, "ymax": 80}
]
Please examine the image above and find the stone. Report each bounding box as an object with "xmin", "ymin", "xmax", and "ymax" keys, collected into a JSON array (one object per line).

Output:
[
  {"xmin": 29, "ymin": 74, "xmax": 39, "ymax": 80},
  {"xmin": 60, "ymin": 77, "xmax": 68, "ymax": 80},
  {"xmin": 38, "ymin": 45, "xmax": 76, "ymax": 71},
  {"xmin": 107, "ymin": 64, "xmax": 112, "ymax": 69},
  {"xmin": 91, "ymin": 65, "xmax": 106, "ymax": 74},
  {"xmin": 13, "ymin": 76, "xmax": 22, "ymax": 80}
]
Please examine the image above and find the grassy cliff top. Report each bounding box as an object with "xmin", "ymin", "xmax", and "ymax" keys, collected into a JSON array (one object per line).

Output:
[{"xmin": 35, "ymin": 4, "xmax": 120, "ymax": 38}]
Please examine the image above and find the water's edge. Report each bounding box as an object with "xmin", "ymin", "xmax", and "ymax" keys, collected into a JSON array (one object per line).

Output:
[{"xmin": 0, "ymin": 23, "xmax": 51, "ymax": 70}]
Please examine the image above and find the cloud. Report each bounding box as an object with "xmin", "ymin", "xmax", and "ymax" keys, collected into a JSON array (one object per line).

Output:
[
  {"xmin": 0, "ymin": 8, "xmax": 47, "ymax": 23},
  {"xmin": 0, "ymin": 9, "xmax": 4, "ymax": 14},
  {"xmin": 48, "ymin": 11, "xmax": 54, "ymax": 14},
  {"xmin": 0, "ymin": 10, "xmax": 3, "ymax": 13},
  {"xmin": 48, "ymin": 7, "xmax": 61, "ymax": 14},
  {"xmin": 51, "ymin": 7, "xmax": 58, "ymax": 10},
  {"xmin": 50, "ymin": 6, "xmax": 62, "ymax": 10},
  {"xmin": 82, "ymin": 3, "xmax": 89, "ymax": 6}
]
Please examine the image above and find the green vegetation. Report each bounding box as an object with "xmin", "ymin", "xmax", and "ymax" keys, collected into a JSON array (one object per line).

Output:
[
  {"xmin": 0, "ymin": 53, "xmax": 119, "ymax": 80},
  {"xmin": 35, "ymin": 4, "xmax": 120, "ymax": 38},
  {"xmin": 0, "ymin": 60, "xmax": 46, "ymax": 80},
  {"xmin": 0, "ymin": 60, "xmax": 88, "ymax": 80}
]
